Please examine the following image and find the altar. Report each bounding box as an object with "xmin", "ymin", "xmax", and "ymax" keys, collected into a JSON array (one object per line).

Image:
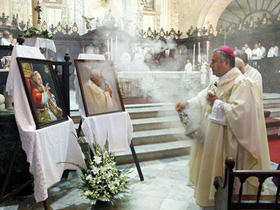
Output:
[{"xmin": 117, "ymin": 71, "xmax": 203, "ymax": 102}]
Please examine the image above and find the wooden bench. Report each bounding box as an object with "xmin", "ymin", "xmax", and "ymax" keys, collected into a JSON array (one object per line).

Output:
[{"xmin": 214, "ymin": 157, "xmax": 280, "ymax": 210}]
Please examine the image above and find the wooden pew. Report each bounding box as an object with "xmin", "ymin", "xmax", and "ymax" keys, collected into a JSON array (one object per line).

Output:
[{"xmin": 214, "ymin": 157, "xmax": 280, "ymax": 210}]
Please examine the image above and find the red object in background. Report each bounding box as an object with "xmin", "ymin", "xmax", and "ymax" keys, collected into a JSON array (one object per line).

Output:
[{"xmin": 268, "ymin": 138, "xmax": 280, "ymax": 164}]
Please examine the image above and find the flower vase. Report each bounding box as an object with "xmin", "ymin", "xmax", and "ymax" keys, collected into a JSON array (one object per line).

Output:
[{"xmin": 92, "ymin": 200, "xmax": 110, "ymax": 209}]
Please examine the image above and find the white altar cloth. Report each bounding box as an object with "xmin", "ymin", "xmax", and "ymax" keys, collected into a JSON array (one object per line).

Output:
[
  {"xmin": 6, "ymin": 45, "xmax": 85, "ymax": 202},
  {"xmin": 75, "ymin": 53, "xmax": 132, "ymax": 152},
  {"xmin": 24, "ymin": 38, "xmax": 56, "ymax": 53}
]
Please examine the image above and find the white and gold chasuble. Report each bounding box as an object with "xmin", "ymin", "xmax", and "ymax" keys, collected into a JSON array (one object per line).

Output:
[{"xmin": 186, "ymin": 67, "xmax": 271, "ymax": 207}]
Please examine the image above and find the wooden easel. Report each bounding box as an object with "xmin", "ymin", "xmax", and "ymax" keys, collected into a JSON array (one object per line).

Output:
[{"xmin": 77, "ymin": 119, "xmax": 144, "ymax": 181}]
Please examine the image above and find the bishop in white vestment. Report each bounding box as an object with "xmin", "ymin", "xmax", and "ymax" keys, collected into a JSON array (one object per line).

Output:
[{"xmin": 176, "ymin": 47, "xmax": 271, "ymax": 208}]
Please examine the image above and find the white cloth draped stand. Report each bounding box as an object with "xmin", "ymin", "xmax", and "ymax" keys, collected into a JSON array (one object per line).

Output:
[
  {"xmin": 75, "ymin": 53, "xmax": 132, "ymax": 152},
  {"xmin": 75, "ymin": 53, "xmax": 144, "ymax": 181},
  {"xmin": 81, "ymin": 112, "xmax": 133, "ymax": 153},
  {"xmin": 5, "ymin": 45, "xmax": 85, "ymax": 202}
]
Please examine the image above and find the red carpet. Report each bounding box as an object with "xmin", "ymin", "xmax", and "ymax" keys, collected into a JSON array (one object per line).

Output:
[{"xmin": 268, "ymin": 139, "xmax": 280, "ymax": 164}]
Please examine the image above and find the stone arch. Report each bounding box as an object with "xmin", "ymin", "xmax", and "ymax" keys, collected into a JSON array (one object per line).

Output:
[{"xmin": 197, "ymin": 0, "xmax": 232, "ymax": 30}]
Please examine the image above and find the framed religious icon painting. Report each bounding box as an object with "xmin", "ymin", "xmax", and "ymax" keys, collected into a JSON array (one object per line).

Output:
[
  {"xmin": 16, "ymin": 57, "xmax": 67, "ymax": 129},
  {"xmin": 142, "ymin": 0, "xmax": 154, "ymax": 11},
  {"xmin": 74, "ymin": 59, "xmax": 125, "ymax": 116}
]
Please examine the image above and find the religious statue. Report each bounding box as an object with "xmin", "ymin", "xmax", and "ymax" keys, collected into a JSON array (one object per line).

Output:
[{"xmin": 82, "ymin": 16, "xmax": 95, "ymax": 30}]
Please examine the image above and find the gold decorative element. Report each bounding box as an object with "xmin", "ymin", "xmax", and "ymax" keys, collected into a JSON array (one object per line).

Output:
[
  {"xmin": 277, "ymin": 14, "xmax": 280, "ymax": 22},
  {"xmin": 22, "ymin": 62, "xmax": 34, "ymax": 77},
  {"xmin": 56, "ymin": 22, "xmax": 62, "ymax": 32},
  {"xmin": 262, "ymin": 14, "xmax": 267, "ymax": 25},
  {"xmin": 72, "ymin": 25, "xmax": 78, "ymax": 33},
  {"xmin": 238, "ymin": 23, "xmax": 243, "ymax": 31},
  {"xmin": 160, "ymin": 28, "xmax": 165, "ymax": 37},
  {"xmin": 41, "ymin": 24, "xmax": 47, "ymax": 31},
  {"xmin": 249, "ymin": 17, "xmax": 254, "ymax": 28},
  {"xmin": 147, "ymin": 27, "xmax": 152, "ymax": 37}
]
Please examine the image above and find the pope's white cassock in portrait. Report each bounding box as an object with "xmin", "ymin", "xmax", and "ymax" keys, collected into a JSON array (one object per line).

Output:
[
  {"xmin": 84, "ymin": 79, "xmax": 113, "ymax": 114},
  {"xmin": 183, "ymin": 67, "xmax": 270, "ymax": 207}
]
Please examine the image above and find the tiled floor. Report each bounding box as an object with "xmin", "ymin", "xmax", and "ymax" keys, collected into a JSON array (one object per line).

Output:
[
  {"xmin": 0, "ymin": 156, "xmax": 201, "ymax": 210},
  {"xmin": 1, "ymin": 156, "xmax": 279, "ymax": 210}
]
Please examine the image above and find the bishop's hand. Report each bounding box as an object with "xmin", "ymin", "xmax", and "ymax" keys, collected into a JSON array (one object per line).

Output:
[
  {"xmin": 175, "ymin": 102, "xmax": 188, "ymax": 112},
  {"xmin": 207, "ymin": 93, "xmax": 218, "ymax": 106}
]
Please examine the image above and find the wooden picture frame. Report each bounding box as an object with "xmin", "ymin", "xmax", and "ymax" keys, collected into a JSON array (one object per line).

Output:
[
  {"xmin": 16, "ymin": 57, "xmax": 68, "ymax": 129},
  {"xmin": 74, "ymin": 59, "xmax": 125, "ymax": 116}
]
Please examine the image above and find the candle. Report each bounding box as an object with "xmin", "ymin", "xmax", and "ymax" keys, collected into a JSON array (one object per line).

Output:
[
  {"xmin": 206, "ymin": 40, "xmax": 210, "ymax": 62},
  {"xmin": 193, "ymin": 43, "xmax": 196, "ymax": 68},
  {"xmin": 110, "ymin": 38, "xmax": 113, "ymax": 60},
  {"xmin": 115, "ymin": 36, "xmax": 118, "ymax": 58},
  {"xmin": 198, "ymin": 42, "xmax": 201, "ymax": 63},
  {"xmin": 107, "ymin": 39, "xmax": 110, "ymax": 60}
]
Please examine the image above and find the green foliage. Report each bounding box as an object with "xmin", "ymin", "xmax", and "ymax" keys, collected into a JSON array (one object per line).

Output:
[{"xmin": 23, "ymin": 27, "xmax": 54, "ymax": 39}]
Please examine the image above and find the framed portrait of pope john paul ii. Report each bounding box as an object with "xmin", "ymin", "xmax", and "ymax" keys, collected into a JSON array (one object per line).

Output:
[
  {"xmin": 16, "ymin": 57, "xmax": 68, "ymax": 129},
  {"xmin": 74, "ymin": 59, "xmax": 125, "ymax": 116}
]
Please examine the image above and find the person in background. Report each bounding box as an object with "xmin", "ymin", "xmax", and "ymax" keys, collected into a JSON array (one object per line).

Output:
[
  {"xmin": 243, "ymin": 43, "xmax": 252, "ymax": 60},
  {"xmin": 175, "ymin": 46, "xmax": 270, "ymax": 210},
  {"xmin": 251, "ymin": 43, "xmax": 262, "ymax": 60},
  {"xmin": 258, "ymin": 41, "xmax": 266, "ymax": 58},
  {"xmin": 235, "ymin": 50, "xmax": 263, "ymax": 94},
  {"xmin": 235, "ymin": 57, "xmax": 245, "ymax": 74},
  {"xmin": 267, "ymin": 42, "xmax": 279, "ymax": 58},
  {"xmin": 184, "ymin": 59, "xmax": 193, "ymax": 72},
  {"xmin": 233, "ymin": 46, "xmax": 239, "ymax": 55},
  {"xmin": 0, "ymin": 31, "xmax": 11, "ymax": 46}
]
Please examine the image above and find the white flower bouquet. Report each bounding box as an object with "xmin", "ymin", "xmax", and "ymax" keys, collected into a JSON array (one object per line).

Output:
[{"xmin": 77, "ymin": 137, "xmax": 130, "ymax": 205}]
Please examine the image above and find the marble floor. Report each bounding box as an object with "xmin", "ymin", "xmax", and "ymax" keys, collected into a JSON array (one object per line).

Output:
[
  {"xmin": 0, "ymin": 156, "xmax": 201, "ymax": 210},
  {"xmin": 1, "ymin": 156, "xmax": 279, "ymax": 210}
]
